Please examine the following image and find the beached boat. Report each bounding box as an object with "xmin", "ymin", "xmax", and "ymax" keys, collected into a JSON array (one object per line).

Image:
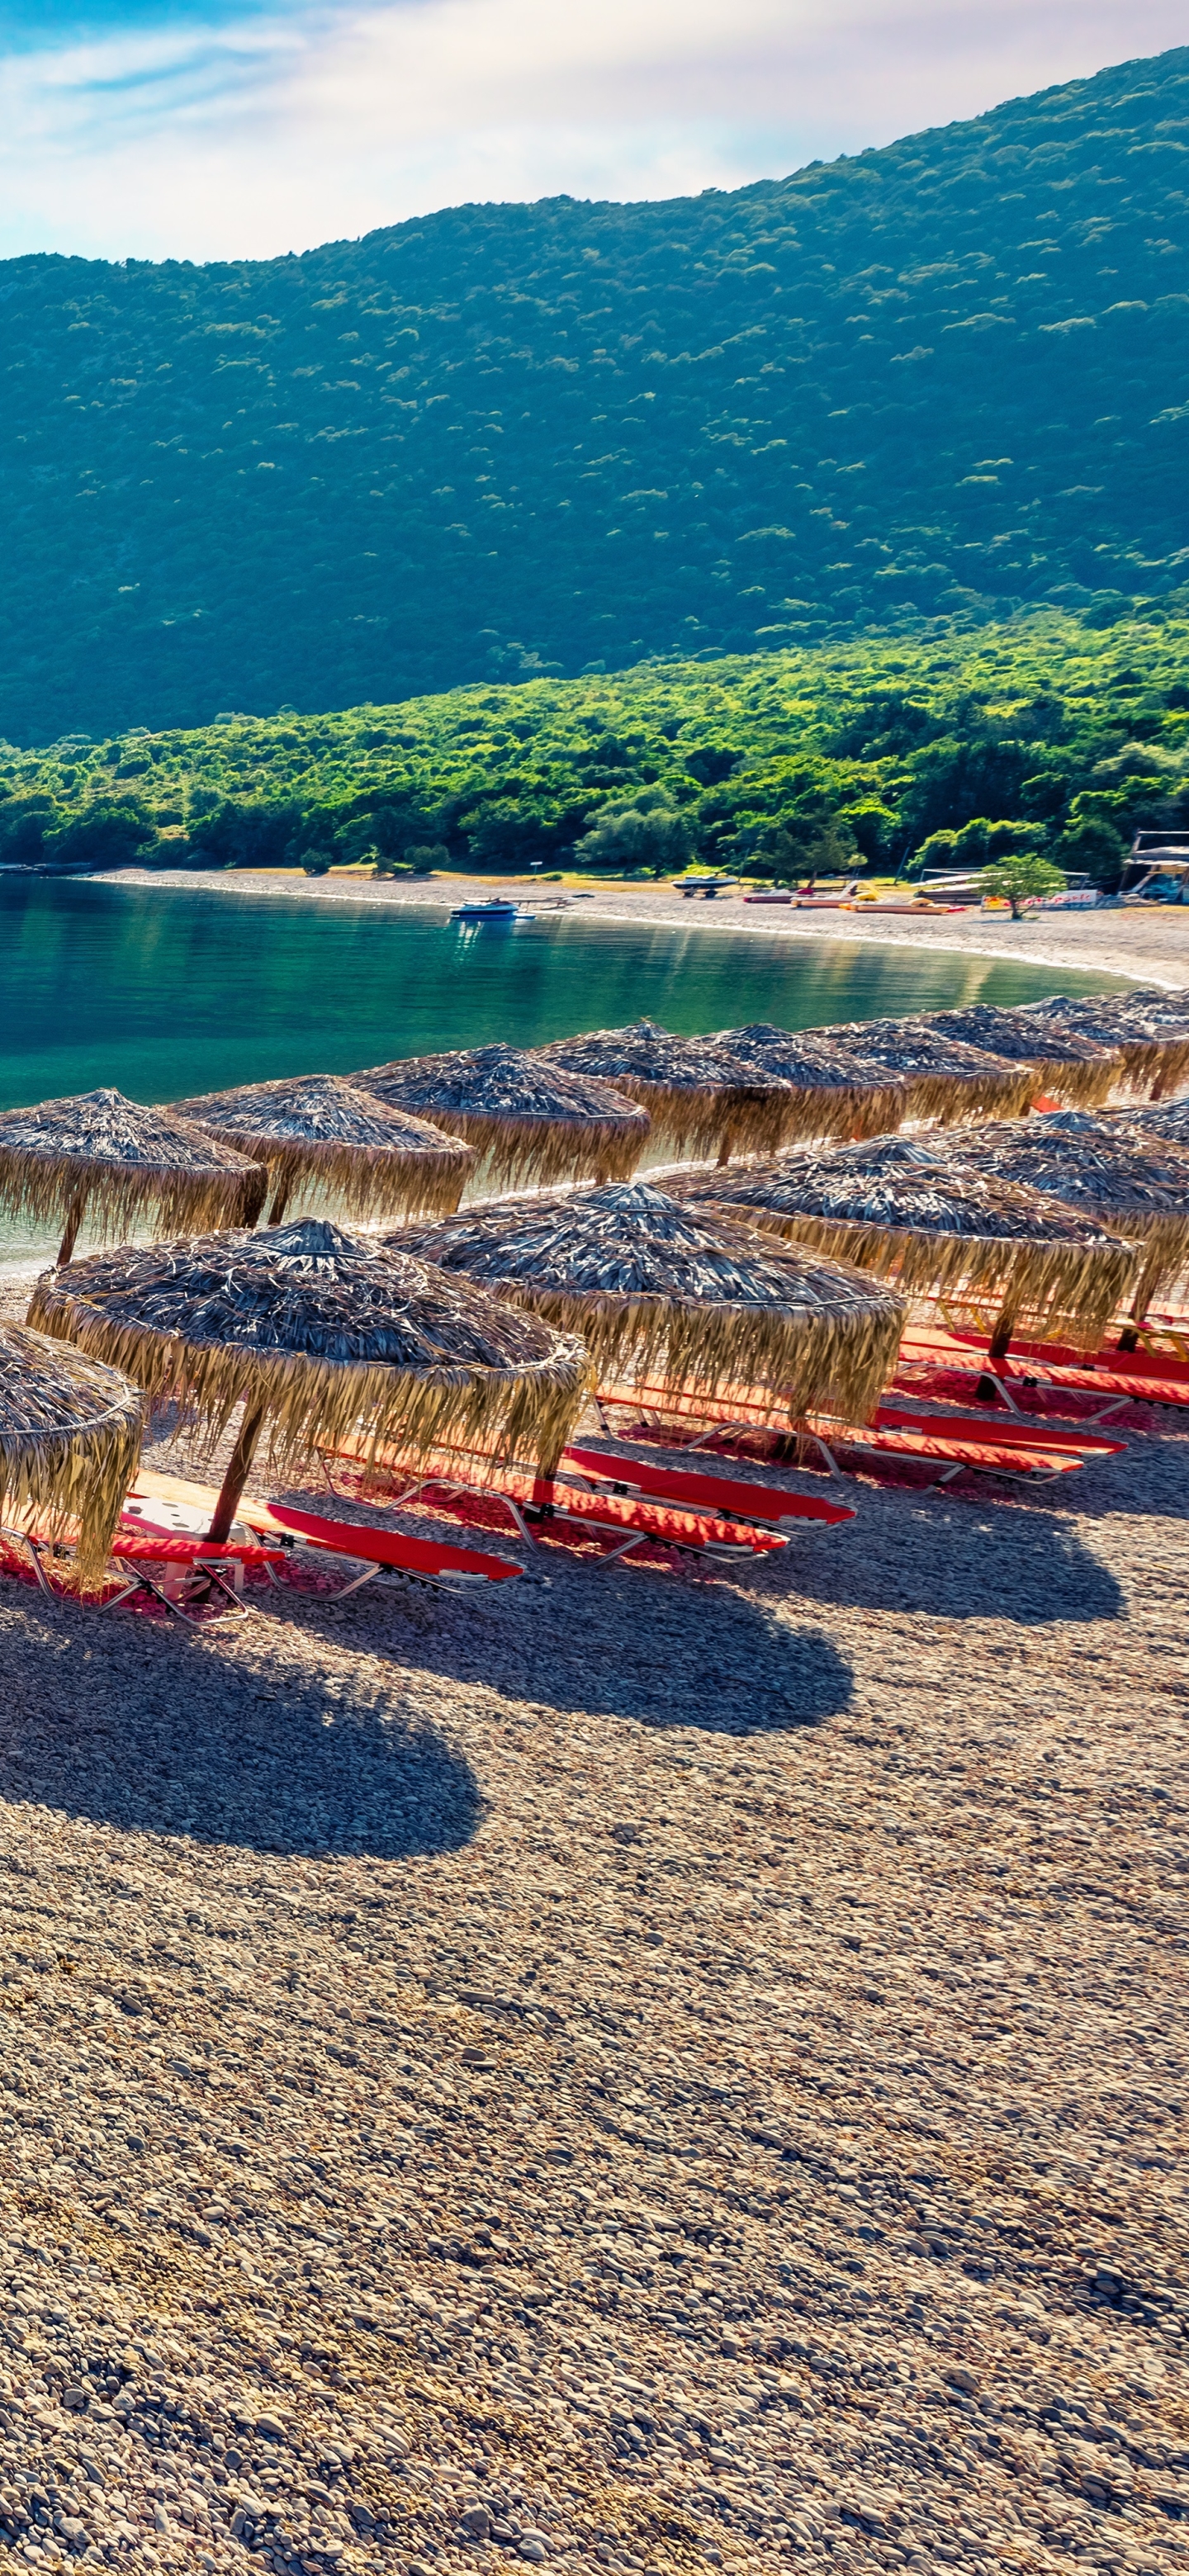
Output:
[{"xmin": 449, "ymin": 897, "xmax": 534, "ymax": 922}]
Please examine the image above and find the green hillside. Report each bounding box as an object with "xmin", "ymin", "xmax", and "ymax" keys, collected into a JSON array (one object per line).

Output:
[
  {"xmin": 1, "ymin": 47, "xmax": 1188, "ymax": 746},
  {"xmin": 3, "ymin": 609, "xmax": 1185, "ymax": 888}
]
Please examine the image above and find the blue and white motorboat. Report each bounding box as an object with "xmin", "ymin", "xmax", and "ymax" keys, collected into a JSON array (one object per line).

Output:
[{"xmin": 449, "ymin": 896, "xmax": 535, "ymax": 922}]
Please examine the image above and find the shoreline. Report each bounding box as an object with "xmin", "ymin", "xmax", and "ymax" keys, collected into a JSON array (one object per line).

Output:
[{"xmin": 86, "ymin": 864, "xmax": 1189, "ymax": 991}]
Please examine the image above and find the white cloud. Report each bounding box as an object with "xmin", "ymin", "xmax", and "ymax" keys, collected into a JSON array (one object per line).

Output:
[{"xmin": 0, "ymin": 0, "xmax": 1183, "ymax": 263}]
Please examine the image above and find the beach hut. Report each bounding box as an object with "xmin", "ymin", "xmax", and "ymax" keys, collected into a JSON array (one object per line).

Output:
[
  {"xmin": 714, "ymin": 1025, "xmax": 907, "ymax": 1140},
  {"xmin": 797, "ymin": 1018, "xmax": 1035, "ymax": 1125},
  {"xmin": 0, "ymin": 1325, "xmax": 144, "ymax": 1586},
  {"xmin": 0, "ymin": 1087, "xmax": 266, "ymax": 1267},
  {"xmin": 348, "ymin": 1044, "xmax": 648, "ymax": 1189},
  {"xmin": 1016, "ymin": 991, "xmax": 1189, "ymax": 1099},
  {"xmin": 907, "ymin": 1002, "xmax": 1122, "ymax": 1108},
  {"xmin": 168, "ymin": 1072, "xmax": 476, "ymax": 1226},
  {"xmin": 668, "ymin": 1135, "xmax": 1136, "ymax": 1352},
  {"xmin": 391, "ymin": 1180, "xmax": 904, "ymax": 1425},
  {"xmin": 30, "ymin": 1216, "xmax": 591, "ymax": 1543},
  {"xmin": 538, "ymin": 1018, "xmax": 793, "ymax": 1163},
  {"xmin": 937, "ymin": 1112, "xmax": 1189, "ymax": 1322}
]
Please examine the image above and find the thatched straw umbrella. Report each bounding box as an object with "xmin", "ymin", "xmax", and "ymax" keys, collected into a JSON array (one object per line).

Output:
[
  {"xmin": 715, "ymin": 1025, "xmax": 907, "ymax": 1141},
  {"xmin": 390, "ymin": 1181, "xmax": 904, "ymax": 1425},
  {"xmin": 30, "ymin": 1217, "xmax": 591, "ymax": 1542},
  {"xmin": 798, "ymin": 1018, "xmax": 1035, "ymax": 1125},
  {"xmin": 168, "ymin": 1073, "xmax": 476, "ymax": 1227},
  {"xmin": 349, "ymin": 1044, "xmax": 648, "ymax": 1189},
  {"xmin": 538, "ymin": 1019, "xmax": 792, "ymax": 1163},
  {"xmin": 908, "ymin": 1002, "xmax": 1121, "ymax": 1109},
  {"xmin": 0, "ymin": 1326, "xmax": 144, "ymax": 1587},
  {"xmin": 667, "ymin": 1136, "xmax": 1136, "ymax": 1357},
  {"xmin": 938, "ymin": 1113, "xmax": 1189, "ymax": 1338},
  {"xmin": 1119, "ymin": 1096, "xmax": 1189, "ymax": 1149},
  {"xmin": 1016, "ymin": 991, "xmax": 1189, "ymax": 1099},
  {"xmin": 0, "ymin": 1087, "xmax": 267, "ymax": 1266}
]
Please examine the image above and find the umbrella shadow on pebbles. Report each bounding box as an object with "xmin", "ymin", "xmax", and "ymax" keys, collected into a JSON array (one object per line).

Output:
[
  {"xmin": 0, "ymin": 1598, "xmax": 484, "ymax": 1859},
  {"xmin": 779, "ymin": 1487, "xmax": 1125, "ymax": 1627},
  {"xmin": 363, "ymin": 1569, "xmax": 855, "ymax": 1735}
]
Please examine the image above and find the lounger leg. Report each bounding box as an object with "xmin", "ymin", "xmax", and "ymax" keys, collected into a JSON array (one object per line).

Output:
[
  {"xmin": 985, "ymin": 1371, "xmax": 1022, "ymax": 1413},
  {"xmin": 2, "ymin": 1529, "xmax": 58, "ymax": 1601},
  {"xmin": 101, "ymin": 1579, "xmax": 143, "ymax": 1612},
  {"xmin": 192, "ymin": 1560, "xmax": 252, "ymax": 1616},
  {"xmin": 107, "ymin": 1559, "xmax": 187, "ymax": 1619},
  {"xmin": 794, "ymin": 1429, "xmax": 841, "ymax": 1477},
  {"xmin": 324, "ymin": 1563, "xmax": 381, "ymax": 1598}
]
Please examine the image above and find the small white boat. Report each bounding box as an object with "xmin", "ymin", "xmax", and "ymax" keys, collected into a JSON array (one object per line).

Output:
[{"xmin": 449, "ymin": 897, "xmax": 534, "ymax": 922}]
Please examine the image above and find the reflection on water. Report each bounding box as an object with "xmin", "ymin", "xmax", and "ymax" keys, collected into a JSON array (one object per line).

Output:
[{"xmin": 0, "ymin": 875, "xmax": 1123, "ymax": 1267}]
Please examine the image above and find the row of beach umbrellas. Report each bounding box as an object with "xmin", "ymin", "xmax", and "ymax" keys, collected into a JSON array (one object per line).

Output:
[
  {"xmin": 3, "ymin": 983, "xmax": 1189, "ymax": 1262},
  {"xmin": 2, "ymin": 983, "xmax": 1189, "ymax": 1574}
]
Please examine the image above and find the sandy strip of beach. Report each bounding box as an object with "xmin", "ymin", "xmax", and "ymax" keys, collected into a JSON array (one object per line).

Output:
[{"xmin": 97, "ymin": 866, "xmax": 1189, "ymax": 993}]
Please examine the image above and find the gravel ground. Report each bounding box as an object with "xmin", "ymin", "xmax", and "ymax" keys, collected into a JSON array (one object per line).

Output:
[
  {"xmin": 100, "ymin": 870, "xmax": 1189, "ymax": 995},
  {"xmin": 0, "ymin": 1330, "xmax": 1184, "ymax": 2576}
]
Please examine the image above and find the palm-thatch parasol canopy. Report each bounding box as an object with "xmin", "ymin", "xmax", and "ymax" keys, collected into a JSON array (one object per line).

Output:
[
  {"xmin": 798, "ymin": 1017, "xmax": 1035, "ymax": 1125},
  {"xmin": 1118, "ymin": 1096, "xmax": 1189, "ymax": 1149},
  {"xmin": 936, "ymin": 1112, "xmax": 1189, "ymax": 1317},
  {"xmin": 666, "ymin": 1135, "xmax": 1136, "ymax": 1345},
  {"xmin": 0, "ymin": 1087, "xmax": 267, "ymax": 1266},
  {"xmin": 167, "ymin": 1073, "xmax": 476, "ymax": 1227},
  {"xmin": 0, "ymin": 1325, "xmax": 144, "ymax": 1586},
  {"xmin": 714, "ymin": 1025, "xmax": 907, "ymax": 1140},
  {"xmin": 389, "ymin": 1181, "xmax": 904, "ymax": 1425},
  {"xmin": 348, "ymin": 1044, "xmax": 649, "ymax": 1189},
  {"xmin": 907, "ymin": 1002, "xmax": 1122, "ymax": 1108},
  {"xmin": 538, "ymin": 1018, "xmax": 793, "ymax": 1162},
  {"xmin": 30, "ymin": 1216, "xmax": 592, "ymax": 1541},
  {"xmin": 1016, "ymin": 990, "xmax": 1189, "ymax": 1098}
]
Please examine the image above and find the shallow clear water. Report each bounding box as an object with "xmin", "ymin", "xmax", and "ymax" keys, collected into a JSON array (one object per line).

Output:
[{"xmin": 0, "ymin": 874, "xmax": 1122, "ymax": 1264}]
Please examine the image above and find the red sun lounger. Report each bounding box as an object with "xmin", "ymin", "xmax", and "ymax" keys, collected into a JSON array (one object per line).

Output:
[
  {"xmin": 797, "ymin": 1406, "xmax": 1092, "ymax": 1486},
  {"xmin": 325, "ymin": 1432, "xmax": 791, "ymax": 1565},
  {"xmin": 561, "ymin": 1442, "xmax": 855, "ymax": 1532},
  {"xmin": 0, "ymin": 1505, "xmax": 285, "ymax": 1620},
  {"xmin": 253, "ymin": 1500, "xmax": 523, "ymax": 1593},
  {"xmin": 870, "ymin": 1399, "xmax": 1126, "ymax": 1459},
  {"xmin": 128, "ymin": 1470, "xmax": 523, "ymax": 1599},
  {"xmin": 899, "ymin": 1324, "xmax": 1189, "ymax": 1419},
  {"xmin": 592, "ymin": 1378, "xmax": 1114, "ymax": 1488}
]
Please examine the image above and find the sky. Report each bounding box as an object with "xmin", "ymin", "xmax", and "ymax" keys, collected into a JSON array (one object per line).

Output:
[{"xmin": 0, "ymin": 0, "xmax": 1183, "ymax": 267}]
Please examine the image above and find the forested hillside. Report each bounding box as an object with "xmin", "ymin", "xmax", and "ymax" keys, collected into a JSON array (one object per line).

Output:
[
  {"xmin": 1, "ymin": 46, "xmax": 1188, "ymax": 744},
  {"xmin": 3, "ymin": 610, "xmax": 1185, "ymax": 888}
]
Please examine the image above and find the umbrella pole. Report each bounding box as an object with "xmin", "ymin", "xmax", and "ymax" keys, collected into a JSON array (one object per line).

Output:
[
  {"xmin": 1117, "ymin": 1262, "xmax": 1158, "ymax": 1352},
  {"xmin": 266, "ymin": 1178, "xmax": 291, "ymax": 1226},
  {"xmin": 56, "ymin": 1185, "xmax": 88, "ymax": 1267},
  {"xmin": 975, "ymin": 1304, "xmax": 1016, "ymax": 1403},
  {"xmin": 716, "ymin": 1127, "xmax": 734, "ymax": 1169},
  {"xmin": 207, "ymin": 1399, "xmax": 268, "ymax": 1543}
]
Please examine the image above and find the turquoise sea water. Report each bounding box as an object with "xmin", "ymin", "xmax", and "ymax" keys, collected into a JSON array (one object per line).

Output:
[{"xmin": 0, "ymin": 875, "xmax": 1124, "ymax": 1262}]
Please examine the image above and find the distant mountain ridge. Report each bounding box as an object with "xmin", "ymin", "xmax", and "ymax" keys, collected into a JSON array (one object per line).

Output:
[{"xmin": 1, "ymin": 45, "xmax": 1187, "ymax": 744}]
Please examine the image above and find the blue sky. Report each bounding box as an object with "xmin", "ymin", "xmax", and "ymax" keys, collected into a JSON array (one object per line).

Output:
[{"xmin": 0, "ymin": 0, "xmax": 1182, "ymax": 265}]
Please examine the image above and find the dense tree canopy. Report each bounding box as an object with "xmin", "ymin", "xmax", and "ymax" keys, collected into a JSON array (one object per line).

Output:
[
  {"xmin": 0, "ymin": 48, "xmax": 1187, "ymax": 742},
  {"xmin": 2, "ymin": 608, "xmax": 1185, "ymax": 889}
]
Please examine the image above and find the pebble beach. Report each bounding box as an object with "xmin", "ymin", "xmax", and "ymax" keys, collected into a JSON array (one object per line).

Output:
[
  {"xmin": 102, "ymin": 869, "xmax": 1189, "ymax": 997},
  {"xmin": 0, "ymin": 1364, "xmax": 1184, "ymax": 2576},
  {"xmin": 0, "ymin": 912, "xmax": 1184, "ymax": 2576}
]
